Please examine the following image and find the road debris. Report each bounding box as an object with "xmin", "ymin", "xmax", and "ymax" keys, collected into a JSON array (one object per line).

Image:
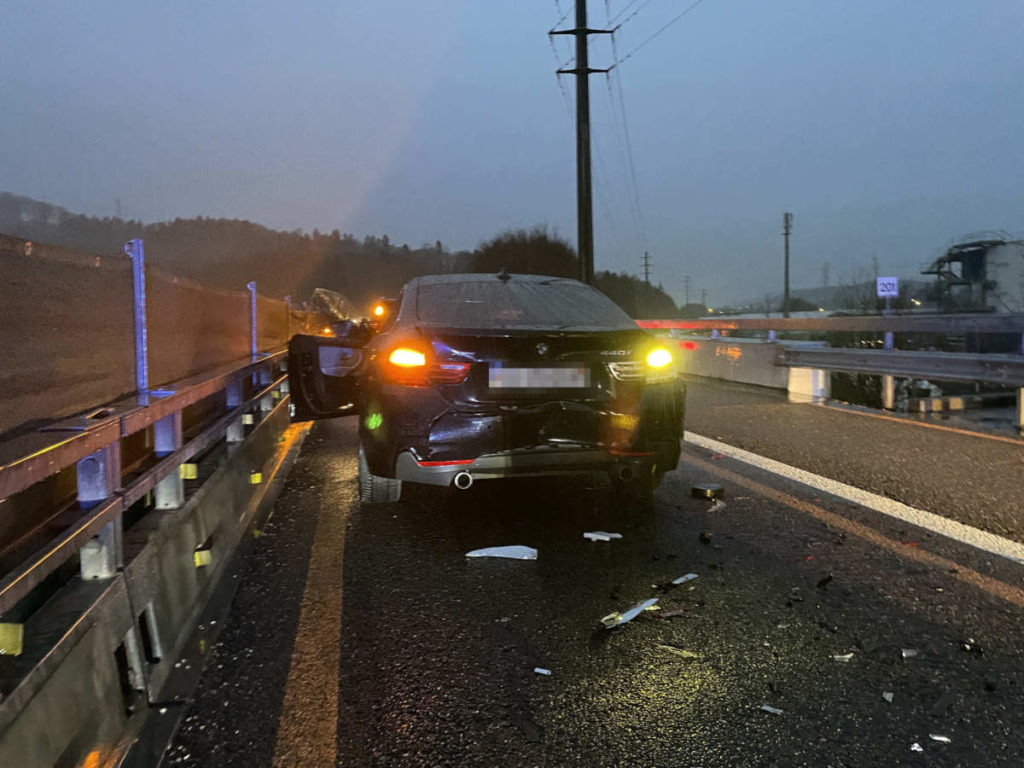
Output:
[
  {"xmin": 882, "ymin": 691, "xmax": 894, "ymax": 703},
  {"xmin": 708, "ymin": 499, "xmax": 727, "ymax": 512},
  {"xmin": 583, "ymin": 531, "xmax": 623, "ymax": 542},
  {"xmin": 534, "ymin": 667, "xmax": 552, "ymax": 676},
  {"xmin": 692, "ymin": 482, "xmax": 725, "ymax": 499},
  {"xmin": 816, "ymin": 574, "xmax": 833, "ymax": 589},
  {"xmin": 901, "ymin": 648, "xmax": 918, "ymax": 659},
  {"xmin": 929, "ymin": 734, "xmax": 951, "ymax": 744},
  {"xmin": 600, "ymin": 598, "xmax": 659, "ymax": 629},
  {"xmin": 699, "ymin": 532, "xmax": 714, "ymax": 545},
  {"xmin": 910, "ymin": 743, "xmax": 924, "ymax": 753},
  {"xmin": 655, "ymin": 573, "xmax": 699, "ymax": 591},
  {"xmin": 465, "ymin": 545, "xmax": 537, "ymax": 560},
  {"xmin": 760, "ymin": 705, "xmax": 784, "ymax": 716},
  {"xmin": 657, "ymin": 644, "xmax": 701, "ymax": 659},
  {"xmin": 832, "ymin": 653, "xmax": 854, "ymax": 663},
  {"xmin": 961, "ymin": 638, "xmax": 983, "ymax": 654}
]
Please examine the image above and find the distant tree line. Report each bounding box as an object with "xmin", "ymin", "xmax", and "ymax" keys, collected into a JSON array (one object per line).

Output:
[{"xmin": 0, "ymin": 192, "xmax": 683, "ymax": 318}]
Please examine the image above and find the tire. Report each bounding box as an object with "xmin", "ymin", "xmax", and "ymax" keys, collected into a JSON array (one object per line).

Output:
[{"xmin": 358, "ymin": 446, "xmax": 402, "ymax": 504}]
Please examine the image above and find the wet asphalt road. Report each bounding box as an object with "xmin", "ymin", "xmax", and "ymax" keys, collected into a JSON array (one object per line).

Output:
[
  {"xmin": 684, "ymin": 377, "xmax": 1024, "ymax": 542},
  {"xmin": 167, "ymin": 413, "xmax": 1024, "ymax": 767}
]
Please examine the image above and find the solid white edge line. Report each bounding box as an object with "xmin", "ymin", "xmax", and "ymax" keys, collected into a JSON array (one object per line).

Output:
[{"xmin": 684, "ymin": 431, "xmax": 1024, "ymax": 565}]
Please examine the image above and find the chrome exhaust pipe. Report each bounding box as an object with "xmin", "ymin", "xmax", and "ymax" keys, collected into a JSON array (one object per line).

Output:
[{"xmin": 453, "ymin": 471, "xmax": 474, "ymax": 490}]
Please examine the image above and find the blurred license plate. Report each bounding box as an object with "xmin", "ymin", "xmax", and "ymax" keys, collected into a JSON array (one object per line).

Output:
[{"xmin": 489, "ymin": 366, "xmax": 589, "ymax": 389}]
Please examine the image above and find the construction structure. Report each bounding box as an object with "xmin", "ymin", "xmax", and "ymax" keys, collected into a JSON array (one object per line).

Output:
[{"xmin": 922, "ymin": 231, "xmax": 1024, "ymax": 313}]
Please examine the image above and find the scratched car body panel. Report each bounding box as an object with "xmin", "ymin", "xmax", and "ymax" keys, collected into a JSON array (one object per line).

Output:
[{"xmin": 288, "ymin": 272, "xmax": 685, "ymax": 501}]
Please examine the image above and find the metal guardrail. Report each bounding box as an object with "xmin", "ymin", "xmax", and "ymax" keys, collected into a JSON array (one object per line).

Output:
[
  {"xmin": 781, "ymin": 348, "xmax": 1024, "ymax": 387},
  {"xmin": 0, "ymin": 350, "xmax": 287, "ymax": 617}
]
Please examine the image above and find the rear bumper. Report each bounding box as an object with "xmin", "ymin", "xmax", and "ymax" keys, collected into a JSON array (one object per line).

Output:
[{"xmin": 394, "ymin": 447, "xmax": 657, "ymax": 487}]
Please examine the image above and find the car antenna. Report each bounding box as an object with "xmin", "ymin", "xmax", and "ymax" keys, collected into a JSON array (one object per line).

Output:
[{"xmin": 496, "ymin": 267, "xmax": 511, "ymax": 282}]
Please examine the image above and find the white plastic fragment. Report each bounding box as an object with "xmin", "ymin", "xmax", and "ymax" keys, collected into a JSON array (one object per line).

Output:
[
  {"xmin": 760, "ymin": 705, "xmax": 784, "ymax": 716},
  {"xmin": 600, "ymin": 598, "xmax": 659, "ymax": 629},
  {"xmin": 584, "ymin": 531, "xmax": 623, "ymax": 542},
  {"xmin": 708, "ymin": 499, "xmax": 727, "ymax": 513},
  {"xmin": 929, "ymin": 734, "xmax": 951, "ymax": 744},
  {"xmin": 910, "ymin": 743, "xmax": 924, "ymax": 753},
  {"xmin": 672, "ymin": 573, "xmax": 699, "ymax": 585},
  {"xmin": 534, "ymin": 667, "xmax": 552, "ymax": 676},
  {"xmin": 882, "ymin": 691, "xmax": 894, "ymax": 703},
  {"xmin": 901, "ymin": 648, "xmax": 918, "ymax": 659},
  {"xmin": 465, "ymin": 545, "xmax": 537, "ymax": 560},
  {"xmin": 833, "ymin": 653, "xmax": 854, "ymax": 663}
]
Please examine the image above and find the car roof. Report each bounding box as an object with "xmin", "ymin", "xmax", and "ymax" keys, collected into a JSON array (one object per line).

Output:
[{"xmin": 407, "ymin": 273, "xmax": 583, "ymax": 287}]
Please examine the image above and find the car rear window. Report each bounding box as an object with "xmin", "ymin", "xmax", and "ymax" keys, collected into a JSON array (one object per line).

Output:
[{"xmin": 415, "ymin": 278, "xmax": 637, "ymax": 330}]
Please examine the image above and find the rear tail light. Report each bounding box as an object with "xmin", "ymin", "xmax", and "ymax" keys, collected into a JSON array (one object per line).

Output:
[
  {"xmin": 389, "ymin": 348, "xmax": 426, "ymax": 367},
  {"xmin": 383, "ymin": 345, "xmax": 470, "ymax": 386}
]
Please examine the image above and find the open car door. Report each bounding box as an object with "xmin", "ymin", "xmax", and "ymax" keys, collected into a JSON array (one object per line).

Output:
[{"xmin": 288, "ymin": 334, "xmax": 365, "ymax": 421}]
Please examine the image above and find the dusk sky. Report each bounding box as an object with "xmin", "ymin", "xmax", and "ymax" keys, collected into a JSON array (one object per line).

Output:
[{"xmin": 3, "ymin": 1, "xmax": 1023, "ymax": 305}]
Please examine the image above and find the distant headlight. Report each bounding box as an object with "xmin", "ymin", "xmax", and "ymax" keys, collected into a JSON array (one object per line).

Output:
[{"xmin": 646, "ymin": 348, "xmax": 673, "ymax": 368}]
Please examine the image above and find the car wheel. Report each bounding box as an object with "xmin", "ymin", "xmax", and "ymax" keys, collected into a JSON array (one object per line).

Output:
[{"xmin": 358, "ymin": 445, "xmax": 402, "ymax": 504}]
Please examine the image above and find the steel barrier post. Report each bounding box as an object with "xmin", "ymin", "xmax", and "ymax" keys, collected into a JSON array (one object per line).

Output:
[
  {"xmin": 77, "ymin": 443, "xmax": 122, "ymax": 579},
  {"xmin": 247, "ymin": 280, "xmax": 258, "ymax": 361},
  {"xmin": 126, "ymin": 239, "xmax": 149, "ymax": 401},
  {"xmin": 226, "ymin": 379, "xmax": 245, "ymax": 443},
  {"xmin": 153, "ymin": 412, "xmax": 185, "ymax": 509},
  {"xmin": 767, "ymin": 330, "xmax": 776, "ymax": 343},
  {"xmin": 882, "ymin": 375, "xmax": 896, "ymax": 410},
  {"xmin": 1017, "ymin": 388, "xmax": 1024, "ymax": 432},
  {"xmin": 884, "ymin": 331, "xmax": 894, "ymax": 351}
]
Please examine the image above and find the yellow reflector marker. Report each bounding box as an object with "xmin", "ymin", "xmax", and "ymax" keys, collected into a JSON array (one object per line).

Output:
[
  {"xmin": 179, "ymin": 463, "xmax": 198, "ymax": 480},
  {"xmin": 647, "ymin": 348, "xmax": 673, "ymax": 368},
  {"xmin": 242, "ymin": 413, "xmax": 255, "ymax": 425},
  {"xmin": 389, "ymin": 348, "xmax": 426, "ymax": 367},
  {"xmin": 194, "ymin": 550, "xmax": 212, "ymax": 568},
  {"xmin": 273, "ymin": 390, "xmax": 281, "ymax": 399},
  {"xmin": 250, "ymin": 471, "xmax": 263, "ymax": 485},
  {"xmin": 0, "ymin": 623, "xmax": 24, "ymax": 656}
]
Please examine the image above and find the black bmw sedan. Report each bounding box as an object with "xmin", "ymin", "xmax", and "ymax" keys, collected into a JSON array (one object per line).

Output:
[{"xmin": 288, "ymin": 272, "xmax": 685, "ymax": 503}]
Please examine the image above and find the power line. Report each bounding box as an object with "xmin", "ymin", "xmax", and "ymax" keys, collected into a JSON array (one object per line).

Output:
[
  {"xmin": 602, "ymin": 72, "xmax": 644, "ymax": 258},
  {"xmin": 608, "ymin": 34, "xmax": 647, "ymax": 252},
  {"xmin": 611, "ymin": 0, "xmax": 660, "ymax": 29},
  {"xmin": 609, "ymin": 0, "xmax": 709, "ymax": 69},
  {"xmin": 609, "ymin": 0, "xmax": 644, "ymax": 25}
]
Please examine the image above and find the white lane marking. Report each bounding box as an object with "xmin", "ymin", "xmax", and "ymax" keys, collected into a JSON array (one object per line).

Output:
[{"xmin": 684, "ymin": 431, "xmax": 1024, "ymax": 565}]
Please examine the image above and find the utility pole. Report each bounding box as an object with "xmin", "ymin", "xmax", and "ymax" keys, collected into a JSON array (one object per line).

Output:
[
  {"xmin": 782, "ymin": 212, "xmax": 793, "ymax": 318},
  {"xmin": 683, "ymin": 274, "xmax": 692, "ymax": 306},
  {"xmin": 822, "ymin": 261, "xmax": 830, "ymax": 288},
  {"xmin": 642, "ymin": 251, "xmax": 651, "ymax": 285},
  {"xmin": 551, "ymin": 2, "xmax": 612, "ymax": 284},
  {"xmin": 700, "ymin": 288, "xmax": 707, "ymax": 308}
]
